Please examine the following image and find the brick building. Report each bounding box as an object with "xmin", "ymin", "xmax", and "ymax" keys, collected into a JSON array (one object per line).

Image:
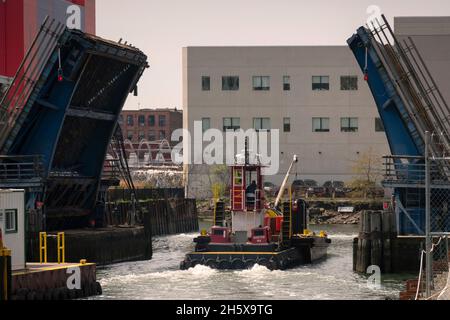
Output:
[{"xmin": 120, "ymin": 108, "xmax": 183, "ymax": 144}]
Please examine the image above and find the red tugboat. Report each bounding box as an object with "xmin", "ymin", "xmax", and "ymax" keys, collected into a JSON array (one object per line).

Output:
[{"xmin": 180, "ymin": 148, "xmax": 331, "ymax": 271}]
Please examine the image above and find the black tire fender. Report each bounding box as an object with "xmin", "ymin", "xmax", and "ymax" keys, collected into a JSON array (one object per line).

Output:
[
  {"xmin": 217, "ymin": 260, "xmax": 232, "ymax": 270},
  {"xmin": 231, "ymin": 259, "xmax": 245, "ymax": 270}
]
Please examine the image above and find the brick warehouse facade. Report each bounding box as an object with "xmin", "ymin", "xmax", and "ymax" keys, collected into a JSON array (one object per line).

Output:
[{"xmin": 120, "ymin": 108, "xmax": 183, "ymax": 145}]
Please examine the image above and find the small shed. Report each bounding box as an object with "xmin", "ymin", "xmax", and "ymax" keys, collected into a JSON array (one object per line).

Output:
[{"xmin": 0, "ymin": 190, "xmax": 25, "ymax": 271}]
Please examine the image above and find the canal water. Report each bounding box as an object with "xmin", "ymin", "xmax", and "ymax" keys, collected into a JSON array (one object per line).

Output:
[{"xmin": 93, "ymin": 224, "xmax": 411, "ymax": 300}]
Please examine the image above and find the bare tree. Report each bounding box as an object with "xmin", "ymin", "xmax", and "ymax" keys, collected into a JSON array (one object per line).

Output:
[{"xmin": 349, "ymin": 148, "xmax": 383, "ymax": 198}]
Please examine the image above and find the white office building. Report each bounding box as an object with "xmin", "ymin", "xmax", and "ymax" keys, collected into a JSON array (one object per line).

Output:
[{"xmin": 182, "ymin": 16, "xmax": 450, "ymax": 199}]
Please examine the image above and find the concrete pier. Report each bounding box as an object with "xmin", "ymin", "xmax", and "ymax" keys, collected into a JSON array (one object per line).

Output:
[
  {"xmin": 12, "ymin": 262, "xmax": 100, "ymax": 300},
  {"xmin": 28, "ymin": 227, "xmax": 152, "ymax": 267}
]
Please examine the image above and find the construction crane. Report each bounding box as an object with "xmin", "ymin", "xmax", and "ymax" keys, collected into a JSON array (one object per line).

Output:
[
  {"xmin": 274, "ymin": 155, "xmax": 299, "ymax": 209},
  {"xmin": 266, "ymin": 154, "xmax": 299, "ymax": 217}
]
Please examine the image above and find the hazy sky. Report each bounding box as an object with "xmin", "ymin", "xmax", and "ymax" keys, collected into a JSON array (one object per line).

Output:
[{"xmin": 96, "ymin": 0, "xmax": 450, "ymax": 110}]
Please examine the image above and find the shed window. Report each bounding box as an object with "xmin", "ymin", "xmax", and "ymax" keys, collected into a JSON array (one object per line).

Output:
[{"xmin": 5, "ymin": 209, "xmax": 18, "ymax": 234}]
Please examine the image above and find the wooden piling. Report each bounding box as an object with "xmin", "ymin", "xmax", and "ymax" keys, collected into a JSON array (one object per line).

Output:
[
  {"xmin": 370, "ymin": 211, "xmax": 382, "ymax": 269},
  {"xmin": 382, "ymin": 211, "xmax": 393, "ymax": 273},
  {"xmin": 356, "ymin": 211, "xmax": 371, "ymax": 273}
]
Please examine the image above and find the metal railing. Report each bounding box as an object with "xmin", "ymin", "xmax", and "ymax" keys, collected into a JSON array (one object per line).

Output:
[
  {"xmin": 366, "ymin": 15, "xmax": 450, "ymax": 159},
  {"xmin": 0, "ymin": 155, "xmax": 44, "ymax": 183},
  {"xmin": 102, "ymin": 159, "xmax": 122, "ymax": 180},
  {"xmin": 383, "ymin": 155, "xmax": 450, "ymax": 188},
  {"xmin": 0, "ymin": 18, "xmax": 66, "ymax": 153}
]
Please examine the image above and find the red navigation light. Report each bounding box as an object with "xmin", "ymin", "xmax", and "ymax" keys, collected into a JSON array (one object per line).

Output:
[
  {"xmin": 57, "ymin": 68, "xmax": 64, "ymax": 82},
  {"xmin": 364, "ymin": 73, "xmax": 369, "ymax": 82}
]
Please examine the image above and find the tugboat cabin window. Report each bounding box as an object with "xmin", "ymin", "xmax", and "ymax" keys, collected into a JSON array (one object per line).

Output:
[
  {"xmin": 234, "ymin": 169, "xmax": 243, "ymax": 186},
  {"xmin": 254, "ymin": 230, "xmax": 265, "ymax": 237},
  {"xmin": 213, "ymin": 229, "xmax": 225, "ymax": 236}
]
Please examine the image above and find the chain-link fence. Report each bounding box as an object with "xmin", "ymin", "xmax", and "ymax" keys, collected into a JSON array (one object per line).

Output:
[{"xmin": 421, "ymin": 132, "xmax": 450, "ymax": 299}]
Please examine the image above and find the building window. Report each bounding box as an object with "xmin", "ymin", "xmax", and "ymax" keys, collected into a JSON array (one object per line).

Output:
[
  {"xmin": 127, "ymin": 131, "xmax": 134, "ymax": 140},
  {"xmin": 202, "ymin": 76, "xmax": 211, "ymax": 91},
  {"xmin": 127, "ymin": 115, "xmax": 134, "ymax": 126},
  {"xmin": 5, "ymin": 209, "xmax": 18, "ymax": 233},
  {"xmin": 313, "ymin": 118, "xmax": 330, "ymax": 132},
  {"xmin": 148, "ymin": 131, "xmax": 156, "ymax": 141},
  {"xmin": 253, "ymin": 118, "xmax": 271, "ymax": 132},
  {"xmin": 283, "ymin": 118, "xmax": 291, "ymax": 133},
  {"xmin": 252, "ymin": 76, "xmax": 270, "ymax": 91},
  {"xmin": 375, "ymin": 118, "xmax": 385, "ymax": 132},
  {"xmin": 222, "ymin": 76, "xmax": 239, "ymax": 91},
  {"xmin": 341, "ymin": 76, "xmax": 358, "ymax": 91},
  {"xmin": 138, "ymin": 131, "xmax": 145, "ymax": 141},
  {"xmin": 223, "ymin": 118, "xmax": 240, "ymax": 131},
  {"xmin": 138, "ymin": 115, "xmax": 145, "ymax": 127},
  {"xmin": 118, "ymin": 115, "xmax": 124, "ymax": 124},
  {"xmin": 159, "ymin": 115, "xmax": 166, "ymax": 127},
  {"xmin": 202, "ymin": 118, "xmax": 211, "ymax": 132},
  {"xmin": 312, "ymin": 76, "xmax": 330, "ymax": 91},
  {"xmin": 283, "ymin": 76, "xmax": 291, "ymax": 91},
  {"xmin": 148, "ymin": 115, "xmax": 155, "ymax": 126},
  {"xmin": 341, "ymin": 117, "xmax": 359, "ymax": 132},
  {"xmin": 160, "ymin": 130, "xmax": 166, "ymax": 140}
]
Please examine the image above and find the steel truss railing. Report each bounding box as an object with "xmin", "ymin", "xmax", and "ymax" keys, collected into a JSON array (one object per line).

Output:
[{"xmin": 0, "ymin": 17, "xmax": 65, "ymax": 153}]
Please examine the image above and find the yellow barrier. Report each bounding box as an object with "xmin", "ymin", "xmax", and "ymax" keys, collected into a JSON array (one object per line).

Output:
[
  {"xmin": 39, "ymin": 232, "xmax": 66, "ymax": 264},
  {"xmin": 0, "ymin": 228, "xmax": 4, "ymax": 249},
  {"xmin": 39, "ymin": 232, "xmax": 47, "ymax": 264},
  {"xmin": 0, "ymin": 227, "xmax": 11, "ymax": 301},
  {"xmin": 57, "ymin": 232, "xmax": 65, "ymax": 264}
]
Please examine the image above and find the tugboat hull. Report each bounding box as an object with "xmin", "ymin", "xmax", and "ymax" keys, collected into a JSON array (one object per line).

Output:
[{"xmin": 180, "ymin": 237, "xmax": 331, "ymax": 271}]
